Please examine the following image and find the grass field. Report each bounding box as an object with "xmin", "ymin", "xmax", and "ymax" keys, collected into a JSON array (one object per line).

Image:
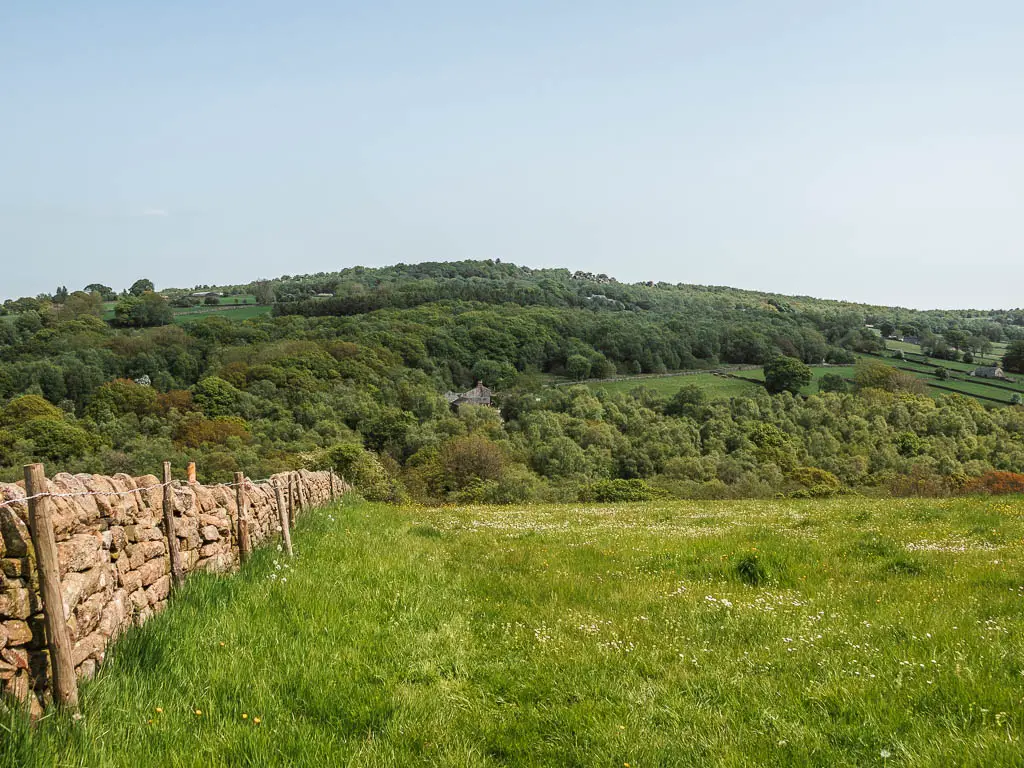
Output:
[
  {"xmin": 876, "ymin": 346, "xmax": 1024, "ymax": 403},
  {"xmin": 172, "ymin": 304, "xmax": 273, "ymax": 323},
  {"xmin": 583, "ymin": 355, "xmax": 1024, "ymax": 409},
  {"xmin": 5, "ymin": 496, "xmax": 1023, "ymax": 766},
  {"xmin": 587, "ymin": 372, "xmax": 761, "ymax": 399},
  {"xmin": 587, "ymin": 367, "xmax": 859, "ymax": 400},
  {"xmin": 733, "ymin": 366, "xmax": 858, "ymax": 395},
  {"xmin": 99, "ymin": 295, "xmax": 265, "ymax": 322}
]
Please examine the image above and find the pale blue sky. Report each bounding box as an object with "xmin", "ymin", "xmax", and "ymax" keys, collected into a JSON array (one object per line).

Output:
[{"xmin": 2, "ymin": 2, "xmax": 1023, "ymax": 308}]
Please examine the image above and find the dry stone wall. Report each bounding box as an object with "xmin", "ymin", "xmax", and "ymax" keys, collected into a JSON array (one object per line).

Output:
[{"xmin": 0, "ymin": 469, "xmax": 342, "ymax": 713}]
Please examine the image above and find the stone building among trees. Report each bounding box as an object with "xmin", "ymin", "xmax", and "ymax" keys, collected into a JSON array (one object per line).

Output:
[
  {"xmin": 970, "ymin": 366, "xmax": 1007, "ymax": 380},
  {"xmin": 444, "ymin": 381, "xmax": 493, "ymax": 410}
]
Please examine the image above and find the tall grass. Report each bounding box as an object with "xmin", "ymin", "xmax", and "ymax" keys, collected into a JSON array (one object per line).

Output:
[{"xmin": 3, "ymin": 496, "xmax": 1023, "ymax": 766}]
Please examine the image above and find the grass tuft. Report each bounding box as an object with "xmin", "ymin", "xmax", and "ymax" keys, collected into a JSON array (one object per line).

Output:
[{"xmin": 733, "ymin": 552, "xmax": 769, "ymax": 586}]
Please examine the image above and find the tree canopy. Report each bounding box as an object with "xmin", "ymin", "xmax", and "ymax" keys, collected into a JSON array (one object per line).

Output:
[{"xmin": 0, "ymin": 259, "xmax": 1021, "ymax": 501}]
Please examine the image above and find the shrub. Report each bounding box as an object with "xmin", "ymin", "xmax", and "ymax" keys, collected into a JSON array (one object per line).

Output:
[
  {"xmin": 112, "ymin": 293, "xmax": 173, "ymax": 328},
  {"xmin": 326, "ymin": 443, "xmax": 401, "ymax": 502},
  {"xmin": 788, "ymin": 466, "xmax": 842, "ymax": 497},
  {"xmin": 894, "ymin": 431, "xmax": 924, "ymax": 457},
  {"xmin": 963, "ymin": 471, "xmax": 1024, "ymax": 496},
  {"xmin": 585, "ymin": 478, "xmax": 664, "ymax": 503},
  {"xmin": 156, "ymin": 389, "xmax": 195, "ymax": 415},
  {"xmin": 192, "ymin": 377, "xmax": 246, "ymax": 417},
  {"xmin": 565, "ymin": 354, "xmax": 592, "ymax": 381},
  {"xmin": 665, "ymin": 385, "xmax": 707, "ymax": 417},
  {"xmin": 21, "ymin": 418, "xmax": 93, "ymax": 461},
  {"xmin": 854, "ymin": 360, "xmax": 926, "ymax": 395},
  {"xmin": 484, "ymin": 464, "xmax": 543, "ymax": 504},
  {"xmin": 173, "ymin": 414, "xmax": 251, "ymax": 448},
  {"xmin": 0, "ymin": 394, "xmax": 64, "ymax": 426},
  {"xmin": 733, "ymin": 552, "xmax": 768, "ymax": 586},
  {"xmin": 438, "ymin": 435, "xmax": 506, "ymax": 492},
  {"xmin": 87, "ymin": 379, "xmax": 158, "ymax": 418},
  {"xmin": 818, "ymin": 373, "xmax": 848, "ymax": 393},
  {"xmin": 764, "ymin": 356, "xmax": 812, "ymax": 394}
]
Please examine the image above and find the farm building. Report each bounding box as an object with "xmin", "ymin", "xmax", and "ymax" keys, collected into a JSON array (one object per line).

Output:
[
  {"xmin": 190, "ymin": 291, "xmax": 224, "ymax": 298},
  {"xmin": 444, "ymin": 381, "xmax": 493, "ymax": 410},
  {"xmin": 970, "ymin": 366, "xmax": 1007, "ymax": 379}
]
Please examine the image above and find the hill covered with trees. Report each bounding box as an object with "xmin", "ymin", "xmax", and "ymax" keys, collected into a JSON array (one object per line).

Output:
[{"xmin": 1, "ymin": 260, "xmax": 1023, "ymax": 501}]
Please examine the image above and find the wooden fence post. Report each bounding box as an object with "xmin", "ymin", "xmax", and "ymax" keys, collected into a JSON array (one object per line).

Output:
[
  {"xmin": 297, "ymin": 472, "xmax": 308, "ymax": 511},
  {"xmin": 328, "ymin": 470, "xmax": 335, "ymax": 500},
  {"xmin": 187, "ymin": 461, "xmax": 197, "ymax": 484},
  {"xmin": 24, "ymin": 463, "xmax": 79, "ymax": 709},
  {"xmin": 274, "ymin": 478, "xmax": 293, "ymax": 557},
  {"xmin": 234, "ymin": 472, "xmax": 251, "ymax": 564},
  {"xmin": 288, "ymin": 472, "xmax": 297, "ymax": 528},
  {"xmin": 162, "ymin": 462, "xmax": 184, "ymax": 587}
]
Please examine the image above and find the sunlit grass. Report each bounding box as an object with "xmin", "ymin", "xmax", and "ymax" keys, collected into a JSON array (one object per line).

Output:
[{"xmin": 3, "ymin": 496, "xmax": 1023, "ymax": 766}]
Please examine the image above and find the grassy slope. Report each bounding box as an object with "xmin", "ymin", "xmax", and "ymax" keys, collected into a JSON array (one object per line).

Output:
[
  {"xmin": 5, "ymin": 497, "xmax": 1023, "ymax": 767},
  {"xmin": 172, "ymin": 305, "xmax": 273, "ymax": 323},
  {"xmin": 583, "ymin": 349, "xmax": 1021, "ymax": 405},
  {"xmin": 588, "ymin": 372, "xmax": 761, "ymax": 399},
  {"xmin": 588, "ymin": 367, "xmax": 857, "ymax": 400},
  {"xmin": 733, "ymin": 366, "xmax": 858, "ymax": 395}
]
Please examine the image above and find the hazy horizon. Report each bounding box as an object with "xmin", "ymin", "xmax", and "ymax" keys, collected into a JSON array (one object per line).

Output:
[{"xmin": 4, "ymin": 2, "xmax": 1023, "ymax": 311}]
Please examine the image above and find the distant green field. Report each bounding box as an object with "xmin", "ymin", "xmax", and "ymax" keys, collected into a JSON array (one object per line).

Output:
[
  {"xmin": 588, "ymin": 372, "xmax": 761, "ymax": 399},
  {"xmin": 880, "ymin": 343, "xmax": 1024, "ymax": 403},
  {"xmin": 885, "ymin": 340, "xmax": 921, "ymax": 353},
  {"xmin": 734, "ymin": 366, "xmax": 858, "ymax": 395},
  {"xmin": 214, "ymin": 294, "xmax": 258, "ymax": 306},
  {"xmin": 173, "ymin": 305, "xmax": 272, "ymax": 324},
  {"xmin": 888, "ymin": 342, "xmax": 1004, "ymax": 371},
  {"xmin": 587, "ymin": 358, "xmax": 1023, "ymax": 408},
  {"xmin": 870, "ymin": 357, "xmax": 1020, "ymax": 403},
  {"xmin": 906, "ymin": 355, "xmax": 980, "ymax": 374},
  {"xmin": 588, "ymin": 367, "xmax": 859, "ymax": 401},
  {"xmin": 925, "ymin": 378, "xmax": 1019, "ymax": 404},
  {"xmin": 100, "ymin": 295, "xmax": 263, "ymax": 322}
]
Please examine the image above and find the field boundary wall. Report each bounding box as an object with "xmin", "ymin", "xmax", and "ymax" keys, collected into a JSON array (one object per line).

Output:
[{"xmin": 0, "ymin": 467, "xmax": 346, "ymax": 714}]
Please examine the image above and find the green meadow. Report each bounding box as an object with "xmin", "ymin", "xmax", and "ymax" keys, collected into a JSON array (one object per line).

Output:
[
  {"xmin": 4, "ymin": 496, "xmax": 1023, "ymax": 767},
  {"xmin": 587, "ymin": 372, "xmax": 762, "ymax": 399},
  {"xmin": 172, "ymin": 304, "xmax": 273, "ymax": 324}
]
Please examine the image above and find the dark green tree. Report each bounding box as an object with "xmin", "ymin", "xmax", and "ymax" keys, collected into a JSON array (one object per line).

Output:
[
  {"xmin": 1003, "ymin": 341, "xmax": 1024, "ymax": 374},
  {"xmin": 129, "ymin": 278, "xmax": 155, "ymax": 296},
  {"xmin": 565, "ymin": 354, "xmax": 592, "ymax": 381},
  {"xmin": 112, "ymin": 293, "xmax": 173, "ymax": 328},
  {"xmin": 84, "ymin": 283, "xmax": 117, "ymax": 301},
  {"xmin": 253, "ymin": 281, "xmax": 276, "ymax": 305},
  {"xmin": 763, "ymin": 356, "xmax": 812, "ymax": 394},
  {"xmin": 818, "ymin": 373, "xmax": 848, "ymax": 393}
]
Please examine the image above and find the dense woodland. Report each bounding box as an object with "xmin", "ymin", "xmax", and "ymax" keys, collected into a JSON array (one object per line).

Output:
[{"xmin": 1, "ymin": 260, "xmax": 1023, "ymax": 501}]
